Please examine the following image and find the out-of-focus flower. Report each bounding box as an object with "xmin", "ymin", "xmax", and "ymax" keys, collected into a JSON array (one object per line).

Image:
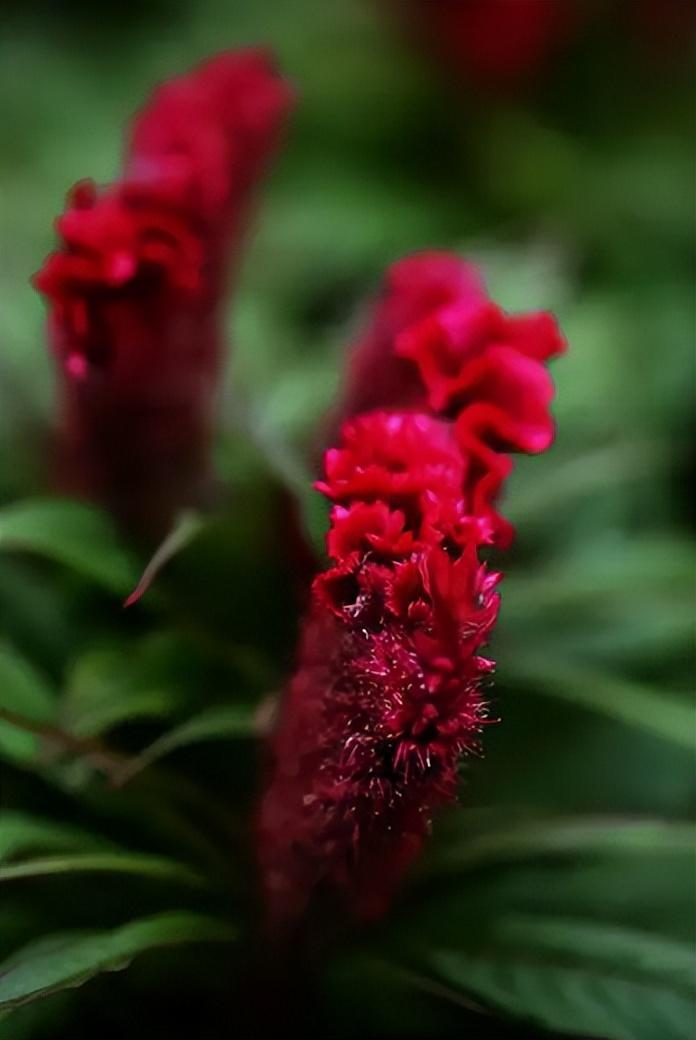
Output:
[
  {"xmin": 258, "ymin": 253, "xmax": 565, "ymax": 929},
  {"xmin": 387, "ymin": 0, "xmax": 578, "ymax": 92},
  {"xmin": 35, "ymin": 50, "xmax": 293, "ymax": 540},
  {"xmin": 628, "ymin": 0, "xmax": 696, "ymax": 64},
  {"xmin": 385, "ymin": 0, "xmax": 696, "ymax": 94}
]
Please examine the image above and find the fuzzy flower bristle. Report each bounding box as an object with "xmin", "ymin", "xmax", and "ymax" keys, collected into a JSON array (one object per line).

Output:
[{"xmin": 258, "ymin": 252, "xmax": 565, "ymax": 928}]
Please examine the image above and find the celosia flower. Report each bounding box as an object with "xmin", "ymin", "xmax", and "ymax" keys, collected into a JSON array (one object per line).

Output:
[
  {"xmin": 327, "ymin": 252, "xmax": 564, "ymax": 545},
  {"xmin": 386, "ymin": 0, "xmax": 578, "ymax": 92},
  {"xmin": 629, "ymin": 0, "xmax": 696, "ymax": 63},
  {"xmin": 35, "ymin": 50, "xmax": 293, "ymax": 540},
  {"xmin": 386, "ymin": 0, "xmax": 695, "ymax": 94},
  {"xmin": 258, "ymin": 252, "xmax": 565, "ymax": 928},
  {"xmin": 317, "ymin": 411, "xmax": 465, "ymax": 507}
]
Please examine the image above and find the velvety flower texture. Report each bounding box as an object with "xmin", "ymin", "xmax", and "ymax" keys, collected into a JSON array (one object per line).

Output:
[
  {"xmin": 35, "ymin": 50, "xmax": 293, "ymax": 539},
  {"xmin": 258, "ymin": 253, "xmax": 565, "ymax": 927}
]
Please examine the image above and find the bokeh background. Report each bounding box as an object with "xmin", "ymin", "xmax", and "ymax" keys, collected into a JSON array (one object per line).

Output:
[{"xmin": 0, "ymin": 2, "xmax": 694, "ymax": 1038}]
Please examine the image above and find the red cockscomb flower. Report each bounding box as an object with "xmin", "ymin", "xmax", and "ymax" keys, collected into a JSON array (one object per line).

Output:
[
  {"xmin": 258, "ymin": 253, "xmax": 565, "ymax": 929},
  {"xmin": 34, "ymin": 50, "xmax": 293, "ymax": 540},
  {"xmin": 259, "ymin": 420, "xmax": 501, "ymax": 925},
  {"xmin": 387, "ymin": 0, "xmax": 579, "ymax": 93},
  {"xmin": 387, "ymin": 0, "xmax": 696, "ymax": 96},
  {"xmin": 327, "ymin": 252, "xmax": 565, "ymax": 545}
]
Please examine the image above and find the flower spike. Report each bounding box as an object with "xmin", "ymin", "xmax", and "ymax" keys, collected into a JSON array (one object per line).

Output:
[
  {"xmin": 258, "ymin": 252, "xmax": 565, "ymax": 928},
  {"xmin": 35, "ymin": 50, "xmax": 293, "ymax": 540}
]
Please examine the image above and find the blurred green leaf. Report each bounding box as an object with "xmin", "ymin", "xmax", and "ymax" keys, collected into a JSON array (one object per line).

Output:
[
  {"xmin": 299, "ymin": 487, "xmax": 331, "ymax": 560},
  {"xmin": 0, "ymin": 499, "xmax": 138, "ymax": 594},
  {"xmin": 0, "ymin": 644, "xmax": 54, "ymax": 719},
  {"xmin": 236, "ymin": 401, "xmax": 328, "ymax": 559},
  {"xmin": 63, "ymin": 687, "xmax": 172, "ymax": 741},
  {"xmin": 0, "ymin": 912, "xmax": 236, "ymax": 1011},
  {"xmin": 422, "ymin": 815, "xmax": 695, "ymax": 878},
  {"xmin": 513, "ymin": 657, "xmax": 695, "ymax": 749},
  {"xmin": 0, "ymin": 852, "xmax": 206, "ymax": 888},
  {"xmin": 0, "ymin": 812, "xmax": 109, "ymax": 863},
  {"xmin": 390, "ymin": 846, "xmax": 695, "ymax": 955},
  {"xmin": 323, "ymin": 952, "xmax": 487, "ymax": 1037},
  {"xmin": 0, "ymin": 558, "xmax": 74, "ymax": 669},
  {"xmin": 427, "ymin": 918, "xmax": 696, "ymax": 1040},
  {"xmin": 505, "ymin": 537, "xmax": 695, "ymax": 614},
  {"xmin": 507, "ymin": 440, "xmax": 669, "ymax": 523},
  {"xmin": 114, "ymin": 704, "xmax": 256, "ymax": 785},
  {"xmin": 0, "ymin": 642, "xmax": 55, "ymax": 764},
  {"xmin": 60, "ymin": 642, "xmax": 179, "ymax": 739}
]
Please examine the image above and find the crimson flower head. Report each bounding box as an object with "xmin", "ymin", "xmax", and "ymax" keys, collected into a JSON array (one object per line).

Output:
[
  {"xmin": 34, "ymin": 50, "xmax": 293, "ymax": 539},
  {"xmin": 328, "ymin": 252, "xmax": 564, "ymax": 545},
  {"xmin": 257, "ymin": 251, "xmax": 565, "ymax": 929}
]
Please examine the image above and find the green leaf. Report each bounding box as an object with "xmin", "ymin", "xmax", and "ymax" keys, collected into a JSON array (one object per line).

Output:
[
  {"xmin": 380, "ymin": 840, "xmax": 695, "ymax": 1040},
  {"xmin": 234, "ymin": 406, "xmax": 328, "ymax": 559},
  {"xmin": 295, "ymin": 486, "xmax": 331, "ymax": 560},
  {"xmin": 60, "ymin": 643, "xmax": 178, "ymax": 739},
  {"xmin": 0, "ymin": 852, "xmax": 206, "ymax": 888},
  {"xmin": 0, "ymin": 643, "xmax": 55, "ymax": 764},
  {"xmin": 114, "ymin": 704, "xmax": 256, "ymax": 785},
  {"xmin": 323, "ymin": 952, "xmax": 486, "ymax": 1037},
  {"xmin": 0, "ymin": 812, "xmax": 109, "ymax": 864},
  {"xmin": 512, "ymin": 658, "xmax": 695, "ymax": 749},
  {"xmin": 422, "ymin": 815, "xmax": 695, "ymax": 878},
  {"xmin": 427, "ymin": 918, "xmax": 696, "ymax": 1040},
  {"xmin": 506, "ymin": 440, "xmax": 668, "ymax": 522},
  {"xmin": 0, "ymin": 645, "xmax": 54, "ymax": 721},
  {"xmin": 64, "ymin": 688, "xmax": 172, "ymax": 741},
  {"xmin": 0, "ymin": 499, "xmax": 138, "ymax": 594},
  {"xmin": 497, "ymin": 916, "xmax": 695, "ymax": 990},
  {"xmin": 0, "ymin": 912, "xmax": 236, "ymax": 1011},
  {"xmin": 506, "ymin": 537, "xmax": 695, "ymax": 613},
  {"xmin": 395, "ymin": 845, "xmax": 695, "ymax": 951},
  {"xmin": 0, "ymin": 557, "xmax": 74, "ymax": 668}
]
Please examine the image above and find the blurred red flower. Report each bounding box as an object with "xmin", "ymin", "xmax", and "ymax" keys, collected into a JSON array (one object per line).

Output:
[
  {"xmin": 386, "ymin": 0, "xmax": 696, "ymax": 93},
  {"xmin": 390, "ymin": 0, "xmax": 577, "ymax": 91},
  {"xmin": 35, "ymin": 50, "xmax": 293, "ymax": 539}
]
